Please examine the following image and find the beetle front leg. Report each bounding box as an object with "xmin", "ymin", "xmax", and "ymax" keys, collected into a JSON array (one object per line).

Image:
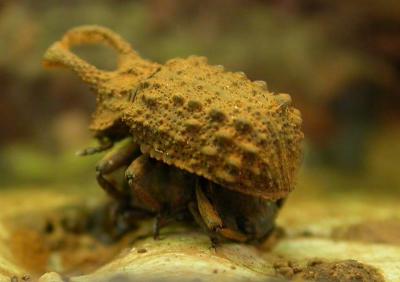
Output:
[
  {"xmin": 77, "ymin": 136, "xmax": 113, "ymax": 156},
  {"xmin": 194, "ymin": 181, "xmax": 248, "ymax": 243},
  {"xmin": 96, "ymin": 137, "xmax": 141, "ymax": 201}
]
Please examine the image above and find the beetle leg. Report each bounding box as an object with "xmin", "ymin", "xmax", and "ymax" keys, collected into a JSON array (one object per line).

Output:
[
  {"xmin": 125, "ymin": 154, "xmax": 163, "ymax": 212},
  {"xmin": 153, "ymin": 213, "xmax": 169, "ymax": 240},
  {"xmin": 188, "ymin": 201, "xmax": 219, "ymax": 247},
  {"xmin": 77, "ymin": 137, "xmax": 113, "ymax": 156},
  {"xmin": 96, "ymin": 137, "xmax": 141, "ymax": 201},
  {"xmin": 216, "ymin": 227, "xmax": 248, "ymax": 243},
  {"xmin": 126, "ymin": 155, "xmax": 170, "ymax": 239},
  {"xmin": 116, "ymin": 206, "xmax": 153, "ymax": 235},
  {"xmin": 194, "ymin": 181, "xmax": 249, "ymax": 243},
  {"xmin": 126, "ymin": 156, "xmax": 195, "ymax": 239}
]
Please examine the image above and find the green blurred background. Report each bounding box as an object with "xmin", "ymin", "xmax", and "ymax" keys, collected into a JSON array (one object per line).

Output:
[{"xmin": 0, "ymin": 0, "xmax": 399, "ymax": 195}]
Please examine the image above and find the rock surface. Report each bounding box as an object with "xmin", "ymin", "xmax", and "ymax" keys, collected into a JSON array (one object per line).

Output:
[{"xmin": 0, "ymin": 187, "xmax": 399, "ymax": 282}]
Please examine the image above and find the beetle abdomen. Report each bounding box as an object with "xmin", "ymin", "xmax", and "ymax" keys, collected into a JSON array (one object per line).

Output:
[{"xmin": 122, "ymin": 56, "xmax": 303, "ymax": 200}]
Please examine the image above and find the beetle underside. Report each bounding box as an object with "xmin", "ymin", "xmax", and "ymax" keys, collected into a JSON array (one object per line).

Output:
[{"xmin": 90, "ymin": 137, "xmax": 283, "ymax": 244}]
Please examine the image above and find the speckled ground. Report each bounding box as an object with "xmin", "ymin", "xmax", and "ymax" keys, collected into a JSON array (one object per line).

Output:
[{"xmin": 0, "ymin": 181, "xmax": 399, "ymax": 282}]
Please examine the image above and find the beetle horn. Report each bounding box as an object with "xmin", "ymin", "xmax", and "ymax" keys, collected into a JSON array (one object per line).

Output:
[{"xmin": 43, "ymin": 25, "xmax": 140, "ymax": 88}]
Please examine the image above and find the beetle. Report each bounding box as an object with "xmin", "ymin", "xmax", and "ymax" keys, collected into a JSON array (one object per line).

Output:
[{"xmin": 43, "ymin": 25, "xmax": 303, "ymax": 243}]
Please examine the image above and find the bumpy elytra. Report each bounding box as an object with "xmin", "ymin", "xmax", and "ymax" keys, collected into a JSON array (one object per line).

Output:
[{"xmin": 43, "ymin": 25, "xmax": 303, "ymax": 243}]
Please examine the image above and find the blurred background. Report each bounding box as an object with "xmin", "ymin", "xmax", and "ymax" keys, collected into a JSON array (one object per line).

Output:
[{"xmin": 0, "ymin": 0, "xmax": 399, "ymax": 195}]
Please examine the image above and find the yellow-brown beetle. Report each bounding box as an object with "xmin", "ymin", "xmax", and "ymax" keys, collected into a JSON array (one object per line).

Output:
[{"xmin": 43, "ymin": 25, "xmax": 303, "ymax": 243}]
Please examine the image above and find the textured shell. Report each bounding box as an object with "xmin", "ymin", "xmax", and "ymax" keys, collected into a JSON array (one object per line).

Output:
[
  {"xmin": 88, "ymin": 60, "xmax": 161, "ymax": 132},
  {"xmin": 121, "ymin": 56, "xmax": 303, "ymax": 200}
]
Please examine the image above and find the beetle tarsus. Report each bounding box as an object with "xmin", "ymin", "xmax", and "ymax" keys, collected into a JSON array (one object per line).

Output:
[
  {"xmin": 153, "ymin": 214, "xmax": 163, "ymax": 240},
  {"xmin": 76, "ymin": 138, "xmax": 113, "ymax": 156},
  {"xmin": 210, "ymin": 236, "xmax": 220, "ymax": 250}
]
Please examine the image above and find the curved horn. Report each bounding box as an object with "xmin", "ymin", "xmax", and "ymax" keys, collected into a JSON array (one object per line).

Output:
[{"xmin": 43, "ymin": 25, "xmax": 139, "ymax": 87}]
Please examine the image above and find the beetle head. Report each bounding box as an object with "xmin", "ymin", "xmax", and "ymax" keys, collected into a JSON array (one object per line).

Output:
[{"xmin": 43, "ymin": 25, "xmax": 159, "ymax": 139}]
